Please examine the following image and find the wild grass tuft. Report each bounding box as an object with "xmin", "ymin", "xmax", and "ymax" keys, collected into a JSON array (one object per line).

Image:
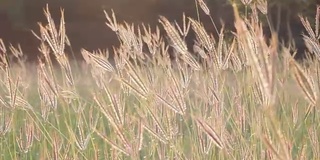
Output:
[{"xmin": 0, "ymin": 2, "xmax": 320, "ymax": 160}]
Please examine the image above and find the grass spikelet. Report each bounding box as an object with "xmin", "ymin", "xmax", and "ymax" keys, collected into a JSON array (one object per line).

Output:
[
  {"xmin": 94, "ymin": 95, "xmax": 133, "ymax": 155},
  {"xmin": 37, "ymin": 62, "xmax": 58, "ymax": 110},
  {"xmin": 81, "ymin": 49, "xmax": 115, "ymax": 73},
  {"xmin": 241, "ymin": 0, "xmax": 252, "ymax": 6},
  {"xmin": 41, "ymin": 5, "xmax": 67, "ymax": 56},
  {"xmin": 115, "ymin": 59, "xmax": 150, "ymax": 99},
  {"xmin": 159, "ymin": 16, "xmax": 201, "ymax": 70},
  {"xmin": 166, "ymin": 68, "xmax": 187, "ymax": 114},
  {"xmin": 196, "ymin": 0, "xmax": 219, "ymax": 35},
  {"xmin": 144, "ymin": 105, "xmax": 168, "ymax": 140},
  {"xmin": 16, "ymin": 119, "xmax": 34, "ymax": 153},
  {"xmin": 290, "ymin": 59, "xmax": 317, "ymax": 106},
  {"xmin": 180, "ymin": 54, "xmax": 201, "ymax": 70},
  {"xmin": 0, "ymin": 110, "xmax": 13, "ymax": 136},
  {"xmin": 95, "ymin": 130, "xmax": 130, "ymax": 156},
  {"xmin": 299, "ymin": 15, "xmax": 316, "ymax": 40},
  {"xmin": 155, "ymin": 93, "xmax": 183, "ymax": 115},
  {"xmin": 104, "ymin": 9, "xmax": 119, "ymax": 32},
  {"xmin": 257, "ymin": 0, "xmax": 268, "ymax": 15},
  {"xmin": 262, "ymin": 135, "xmax": 281, "ymax": 159},
  {"xmin": 197, "ymin": 0, "xmax": 210, "ymax": 16},
  {"xmin": 159, "ymin": 16, "xmax": 188, "ymax": 54},
  {"xmin": 303, "ymin": 35, "xmax": 320, "ymax": 60},
  {"xmin": 222, "ymin": 38, "xmax": 236, "ymax": 69},
  {"xmin": 102, "ymin": 84, "xmax": 124, "ymax": 126},
  {"xmin": 308, "ymin": 127, "xmax": 320, "ymax": 158},
  {"xmin": 143, "ymin": 124, "xmax": 168, "ymax": 144},
  {"xmin": 2, "ymin": 2, "xmax": 320, "ymax": 160},
  {"xmin": 188, "ymin": 17, "xmax": 215, "ymax": 52},
  {"xmin": 196, "ymin": 118, "xmax": 224, "ymax": 149},
  {"xmin": 174, "ymin": 13, "xmax": 190, "ymax": 38},
  {"xmin": 0, "ymin": 39, "xmax": 7, "ymax": 54}
]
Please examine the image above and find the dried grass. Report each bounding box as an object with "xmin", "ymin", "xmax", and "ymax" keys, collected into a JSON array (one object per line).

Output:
[{"xmin": 0, "ymin": 2, "xmax": 319, "ymax": 160}]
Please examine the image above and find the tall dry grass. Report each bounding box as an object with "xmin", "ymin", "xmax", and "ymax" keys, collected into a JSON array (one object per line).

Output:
[{"xmin": 0, "ymin": 2, "xmax": 320, "ymax": 160}]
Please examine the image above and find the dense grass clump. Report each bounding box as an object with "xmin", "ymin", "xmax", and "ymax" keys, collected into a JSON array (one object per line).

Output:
[{"xmin": 1, "ymin": 1, "xmax": 320, "ymax": 159}]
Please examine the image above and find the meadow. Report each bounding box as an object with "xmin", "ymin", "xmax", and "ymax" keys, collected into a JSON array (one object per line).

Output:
[{"xmin": 1, "ymin": 1, "xmax": 320, "ymax": 159}]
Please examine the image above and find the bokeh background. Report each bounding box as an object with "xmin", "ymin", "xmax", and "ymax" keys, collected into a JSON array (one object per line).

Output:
[{"xmin": 0, "ymin": 0, "xmax": 318, "ymax": 61}]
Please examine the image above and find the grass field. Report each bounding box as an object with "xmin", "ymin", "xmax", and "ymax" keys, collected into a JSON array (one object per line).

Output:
[{"xmin": 1, "ymin": 1, "xmax": 320, "ymax": 159}]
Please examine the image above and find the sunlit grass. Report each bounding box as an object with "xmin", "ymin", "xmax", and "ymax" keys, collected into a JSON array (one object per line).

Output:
[{"xmin": 1, "ymin": 2, "xmax": 320, "ymax": 160}]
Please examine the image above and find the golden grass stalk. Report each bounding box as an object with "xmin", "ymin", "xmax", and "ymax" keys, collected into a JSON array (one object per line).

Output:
[
  {"xmin": 144, "ymin": 105, "xmax": 168, "ymax": 141},
  {"xmin": 180, "ymin": 54, "xmax": 201, "ymax": 70},
  {"xmin": 59, "ymin": 56, "xmax": 74, "ymax": 87},
  {"xmin": 143, "ymin": 124, "xmax": 168, "ymax": 144},
  {"xmin": 115, "ymin": 59, "xmax": 149, "ymax": 99},
  {"xmin": 8, "ymin": 44, "xmax": 25, "ymax": 66},
  {"xmin": 196, "ymin": 118, "xmax": 224, "ymax": 149},
  {"xmin": 113, "ymin": 48, "xmax": 128, "ymax": 72},
  {"xmin": 193, "ymin": 43, "xmax": 208, "ymax": 60},
  {"xmin": 155, "ymin": 93, "xmax": 183, "ymax": 115},
  {"xmin": 37, "ymin": 62, "xmax": 58, "ymax": 110},
  {"xmin": 94, "ymin": 94, "xmax": 133, "ymax": 155},
  {"xmin": 197, "ymin": 0, "xmax": 210, "ymax": 16},
  {"xmin": 216, "ymin": 27, "xmax": 226, "ymax": 69},
  {"xmin": 104, "ymin": 9, "xmax": 119, "ymax": 32},
  {"xmin": 298, "ymin": 144, "xmax": 307, "ymax": 160},
  {"xmin": 175, "ymin": 13, "xmax": 190, "ymax": 38},
  {"xmin": 16, "ymin": 119, "xmax": 34, "ymax": 153},
  {"xmin": 188, "ymin": 17, "xmax": 215, "ymax": 52},
  {"xmin": 233, "ymin": 3, "xmax": 277, "ymax": 106},
  {"xmin": 300, "ymin": 15, "xmax": 317, "ymax": 40},
  {"xmin": 51, "ymin": 131, "xmax": 65, "ymax": 160},
  {"xmin": 290, "ymin": 59, "xmax": 317, "ymax": 106},
  {"xmin": 37, "ymin": 5, "xmax": 75, "ymax": 87},
  {"xmin": 177, "ymin": 63, "xmax": 193, "ymax": 88},
  {"xmin": 167, "ymin": 68, "xmax": 186, "ymax": 113},
  {"xmin": 262, "ymin": 135, "xmax": 282, "ymax": 160},
  {"xmin": 81, "ymin": 49, "xmax": 115, "ymax": 73},
  {"xmin": 308, "ymin": 127, "xmax": 320, "ymax": 158},
  {"xmin": 241, "ymin": 0, "xmax": 252, "ymax": 6},
  {"xmin": 137, "ymin": 120, "xmax": 144, "ymax": 151},
  {"xmin": 0, "ymin": 110, "xmax": 13, "ymax": 136},
  {"xmin": 119, "ymin": 78, "xmax": 148, "ymax": 99},
  {"xmin": 252, "ymin": 82, "xmax": 263, "ymax": 105},
  {"xmin": 41, "ymin": 6, "xmax": 66, "ymax": 56},
  {"xmin": 124, "ymin": 59, "xmax": 149, "ymax": 96},
  {"xmin": 155, "ymin": 68, "xmax": 187, "ymax": 115},
  {"xmin": 5, "ymin": 72, "xmax": 19, "ymax": 109},
  {"xmin": 117, "ymin": 23, "xmax": 144, "ymax": 60},
  {"xmin": 11, "ymin": 96, "xmax": 33, "ymax": 110},
  {"xmin": 229, "ymin": 48, "xmax": 243, "ymax": 71},
  {"xmin": 198, "ymin": 132, "xmax": 212, "ymax": 154},
  {"xmin": 95, "ymin": 130, "xmax": 130, "ymax": 156},
  {"xmin": 303, "ymin": 36, "xmax": 320, "ymax": 60},
  {"xmin": 0, "ymin": 51, "xmax": 19, "ymax": 110},
  {"xmin": 196, "ymin": 0, "xmax": 219, "ymax": 35},
  {"xmin": 74, "ymin": 124, "xmax": 91, "ymax": 151},
  {"xmin": 141, "ymin": 24, "xmax": 163, "ymax": 57},
  {"xmin": 0, "ymin": 90, "xmax": 10, "ymax": 109},
  {"xmin": 159, "ymin": 16, "xmax": 188, "ymax": 54},
  {"xmin": 257, "ymin": 0, "xmax": 268, "ymax": 15},
  {"xmin": 222, "ymin": 38, "xmax": 236, "ymax": 69},
  {"xmin": 0, "ymin": 39, "xmax": 6, "ymax": 54},
  {"xmin": 102, "ymin": 84, "xmax": 124, "ymax": 126},
  {"xmin": 159, "ymin": 16, "xmax": 201, "ymax": 70}
]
